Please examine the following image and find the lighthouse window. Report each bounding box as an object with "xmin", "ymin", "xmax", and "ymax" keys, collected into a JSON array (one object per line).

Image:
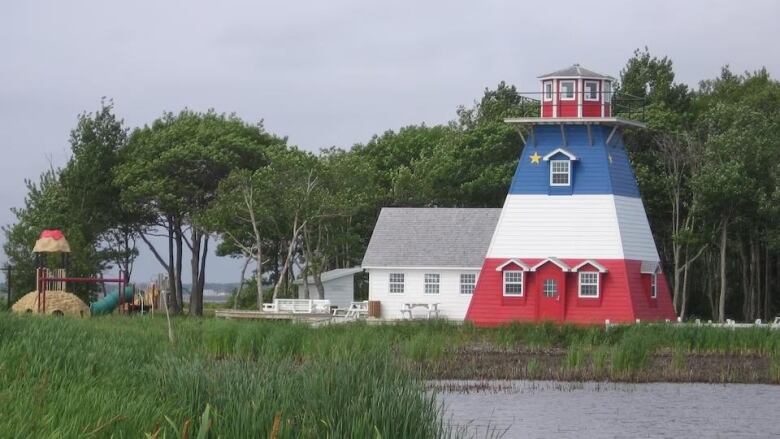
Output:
[
  {"xmin": 560, "ymin": 80, "xmax": 575, "ymax": 100},
  {"xmin": 578, "ymin": 272, "xmax": 600, "ymax": 298},
  {"xmin": 584, "ymin": 81, "xmax": 599, "ymax": 101},
  {"xmin": 543, "ymin": 81, "xmax": 553, "ymax": 101},
  {"xmin": 550, "ymin": 160, "xmax": 571, "ymax": 186},
  {"xmin": 650, "ymin": 272, "xmax": 658, "ymax": 298},
  {"xmin": 424, "ymin": 273, "xmax": 440, "ymax": 295},
  {"xmin": 389, "ymin": 273, "xmax": 405, "ymax": 294},
  {"xmin": 503, "ymin": 271, "xmax": 524, "ymax": 296}
]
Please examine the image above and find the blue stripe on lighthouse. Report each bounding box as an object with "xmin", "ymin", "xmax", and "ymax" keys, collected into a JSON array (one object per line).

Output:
[{"xmin": 508, "ymin": 125, "xmax": 641, "ymax": 198}]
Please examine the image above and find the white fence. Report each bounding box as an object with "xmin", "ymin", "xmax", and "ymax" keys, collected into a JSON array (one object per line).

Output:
[{"xmin": 262, "ymin": 299, "xmax": 331, "ymax": 314}]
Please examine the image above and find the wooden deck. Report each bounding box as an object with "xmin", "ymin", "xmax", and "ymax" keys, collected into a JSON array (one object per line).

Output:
[{"xmin": 214, "ymin": 309, "xmax": 333, "ymax": 323}]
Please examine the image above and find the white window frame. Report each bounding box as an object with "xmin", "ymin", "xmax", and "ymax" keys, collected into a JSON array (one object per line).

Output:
[
  {"xmin": 389, "ymin": 273, "xmax": 405, "ymax": 294},
  {"xmin": 578, "ymin": 272, "xmax": 600, "ymax": 298},
  {"xmin": 424, "ymin": 273, "xmax": 440, "ymax": 295},
  {"xmin": 559, "ymin": 80, "xmax": 575, "ymax": 101},
  {"xmin": 550, "ymin": 159, "xmax": 571, "ymax": 186},
  {"xmin": 603, "ymin": 81, "xmax": 612, "ymax": 103},
  {"xmin": 460, "ymin": 273, "xmax": 476, "ymax": 295},
  {"xmin": 503, "ymin": 270, "xmax": 524, "ymax": 296},
  {"xmin": 650, "ymin": 272, "xmax": 657, "ymax": 299},
  {"xmin": 543, "ymin": 279, "xmax": 558, "ymax": 298},
  {"xmin": 584, "ymin": 80, "xmax": 599, "ymax": 101},
  {"xmin": 543, "ymin": 81, "xmax": 553, "ymax": 101}
]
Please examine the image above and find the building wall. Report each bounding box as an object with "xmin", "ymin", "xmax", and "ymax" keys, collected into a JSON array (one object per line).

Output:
[
  {"xmin": 367, "ymin": 268, "xmax": 479, "ymax": 320},
  {"xmin": 297, "ymin": 275, "xmax": 354, "ymax": 309},
  {"xmin": 466, "ymin": 258, "xmax": 676, "ymax": 326}
]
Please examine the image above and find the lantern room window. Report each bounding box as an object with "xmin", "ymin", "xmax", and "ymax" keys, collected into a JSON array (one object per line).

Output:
[
  {"xmin": 578, "ymin": 272, "xmax": 600, "ymax": 298},
  {"xmin": 503, "ymin": 271, "xmax": 524, "ymax": 296},
  {"xmin": 543, "ymin": 81, "xmax": 553, "ymax": 101},
  {"xmin": 560, "ymin": 80, "xmax": 575, "ymax": 100},
  {"xmin": 584, "ymin": 80, "xmax": 599, "ymax": 101},
  {"xmin": 550, "ymin": 160, "xmax": 571, "ymax": 186},
  {"xmin": 603, "ymin": 81, "xmax": 612, "ymax": 103}
]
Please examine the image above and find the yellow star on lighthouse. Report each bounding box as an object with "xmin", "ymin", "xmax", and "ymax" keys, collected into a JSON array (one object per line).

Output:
[{"xmin": 530, "ymin": 152, "xmax": 542, "ymax": 164}]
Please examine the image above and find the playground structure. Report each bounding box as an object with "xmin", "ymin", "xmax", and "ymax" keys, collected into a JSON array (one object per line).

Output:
[{"xmin": 10, "ymin": 229, "xmax": 167, "ymax": 317}]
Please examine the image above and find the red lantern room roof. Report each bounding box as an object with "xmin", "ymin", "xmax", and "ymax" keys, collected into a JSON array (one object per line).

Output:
[{"xmin": 538, "ymin": 63, "xmax": 614, "ymax": 80}]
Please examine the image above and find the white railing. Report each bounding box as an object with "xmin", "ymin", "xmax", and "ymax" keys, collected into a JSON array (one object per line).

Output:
[{"xmin": 262, "ymin": 299, "xmax": 331, "ymax": 314}]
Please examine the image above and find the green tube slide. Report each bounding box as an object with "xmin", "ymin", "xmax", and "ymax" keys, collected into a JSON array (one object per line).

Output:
[{"xmin": 90, "ymin": 286, "xmax": 135, "ymax": 315}]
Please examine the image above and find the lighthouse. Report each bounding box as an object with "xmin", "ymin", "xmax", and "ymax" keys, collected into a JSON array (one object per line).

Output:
[{"xmin": 465, "ymin": 64, "xmax": 676, "ymax": 325}]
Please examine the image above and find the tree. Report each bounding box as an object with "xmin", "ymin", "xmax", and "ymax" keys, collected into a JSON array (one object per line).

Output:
[{"xmin": 116, "ymin": 110, "xmax": 282, "ymax": 315}]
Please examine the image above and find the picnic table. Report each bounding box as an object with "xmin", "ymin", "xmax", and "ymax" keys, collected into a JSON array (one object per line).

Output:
[
  {"xmin": 400, "ymin": 302, "xmax": 440, "ymax": 319},
  {"xmin": 330, "ymin": 301, "xmax": 369, "ymax": 320}
]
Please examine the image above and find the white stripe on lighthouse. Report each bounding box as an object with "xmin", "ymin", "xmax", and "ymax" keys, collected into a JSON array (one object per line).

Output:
[{"xmin": 486, "ymin": 194, "xmax": 659, "ymax": 261}]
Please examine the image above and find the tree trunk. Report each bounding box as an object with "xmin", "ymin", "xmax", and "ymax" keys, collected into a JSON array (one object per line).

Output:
[
  {"xmin": 197, "ymin": 235, "xmax": 208, "ymax": 313},
  {"xmin": 680, "ymin": 253, "xmax": 691, "ymax": 320},
  {"xmin": 740, "ymin": 240, "xmax": 750, "ymax": 321},
  {"xmin": 166, "ymin": 219, "xmax": 180, "ymax": 313},
  {"xmin": 313, "ymin": 271, "xmax": 325, "ymax": 300},
  {"xmin": 255, "ymin": 245, "xmax": 264, "ymax": 310},
  {"xmin": 174, "ymin": 224, "xmax": 184, "ymax": 311},
  {"xmin": 189, "ymin": 229, "xmax": 202, "ymax": 316},
  {"xmin": 234, "ymin": 257, "xmax": 250, "ymax": 310},
  {"xmin": 718, "ymin": 220, "xmax": 729, "ymax": 323},
  {"xmin": 273, "ymin": 218, "xmax": 304, "ymax": 300}
]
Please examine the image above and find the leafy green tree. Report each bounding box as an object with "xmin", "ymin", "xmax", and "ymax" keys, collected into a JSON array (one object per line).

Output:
[{"xmin": 116, "ymin": 110, "xmax": 283, "ymax": 314}]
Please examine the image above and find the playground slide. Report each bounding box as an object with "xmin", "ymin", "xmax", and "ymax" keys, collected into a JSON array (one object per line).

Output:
[{"xmin": 90, "ymin": 286, "xmax": 135, "ymax": 315}]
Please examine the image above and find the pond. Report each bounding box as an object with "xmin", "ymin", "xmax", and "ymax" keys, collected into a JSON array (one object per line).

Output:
[{"xmin": 433, "ymin": 380, "xmax": 780, "ymax": 438}]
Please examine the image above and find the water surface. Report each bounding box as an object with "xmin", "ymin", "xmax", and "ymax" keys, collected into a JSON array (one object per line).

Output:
[{"xmin": 434, "ymin": 380, "xmax": 780, "ymax": 438}]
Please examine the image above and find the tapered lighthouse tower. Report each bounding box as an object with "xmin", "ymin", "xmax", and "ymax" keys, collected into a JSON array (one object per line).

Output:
[{"xmin": 466, "ymin": 64, "xmax": 675, "ymax": 325}]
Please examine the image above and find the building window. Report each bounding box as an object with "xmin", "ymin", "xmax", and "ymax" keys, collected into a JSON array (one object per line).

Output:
[
  {"xmin": 560, "ymin": 80, "xmax": 575, "ymax": 100},
  {"xmin": 603, "ymin": 81, "xmax": 612, "ymax": 103},
  {"xmin": 424, "ymin": 273, "xmax": 440, "ymax": 294},
  {"xmin": 550, "ymin": 160, "xmax": 571, "ymax": 186},
  {"xmin": 584, "ymin": 80, "xmax": 599, "ymax": 101},
  {"xmin": 460, "ymin": 273, "xmax": 476, "ymax": 295},
  {"xmin": 579, "ymin": 272, "xmax": 599, "ymax": 298},
  {"xmin": 543, "ymin": 81, "xmax": 553, "ymax": 101},
  {"xmin": 503, "ymin": 271, "xmax": 524, "ymax": 296},
  {"xmin": 650, "ymin": 273, "xmax": 657, "ymax": 299},
  {"xmin": 389, "ymin": 273, "xmax": 404, "ymax": 294},
  {"xmin": 543, "ymin": 279, "xmax": 558, "ymax": 298}
]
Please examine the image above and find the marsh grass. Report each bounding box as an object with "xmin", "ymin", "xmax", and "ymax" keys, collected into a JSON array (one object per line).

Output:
[
  {"xmin": 1, "ymin": 313, "xmax": 778, "ymax": 437},
  {"xmin": 0, "ymin": 315, "xmax": 451, "ymax": 438}
]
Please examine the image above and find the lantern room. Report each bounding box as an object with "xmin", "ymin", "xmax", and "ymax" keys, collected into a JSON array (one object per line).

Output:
[{"xmin": 539, "ymin": 64, "xmax": 613, "ymax": 118}]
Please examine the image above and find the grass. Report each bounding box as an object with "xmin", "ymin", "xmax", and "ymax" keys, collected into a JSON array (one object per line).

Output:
[
  {"xmin": 1, "ymin": 314, "xmax": 779, "ymax": 437},
  {"xmin": 0, "ymin": 315, "xmax": 449, "ymax": 438}
]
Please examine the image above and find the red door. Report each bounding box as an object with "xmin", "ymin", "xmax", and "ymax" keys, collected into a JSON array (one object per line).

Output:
[{"xmin": 536, "ymin": 264, "xmax": 565, "ymax": 322}]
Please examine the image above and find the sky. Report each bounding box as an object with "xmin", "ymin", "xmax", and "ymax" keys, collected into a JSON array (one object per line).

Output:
[{"xmin": 1, "ymin": 0, "xmax": 778, "ymax": 283}]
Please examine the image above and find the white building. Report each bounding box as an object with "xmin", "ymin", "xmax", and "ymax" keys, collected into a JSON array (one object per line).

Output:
[
  {"xmin": 362, "ymin": 208, "xmax": 501, "ymax": 320},
  {"xmin": 294, "ymin": 266, "xmax": 362, "ymax": 309}
]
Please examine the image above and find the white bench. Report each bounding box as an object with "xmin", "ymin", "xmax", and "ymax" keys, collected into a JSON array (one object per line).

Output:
[{"xmin": 400, "ymin": 303, "xmax": 440, "ymax": 320}]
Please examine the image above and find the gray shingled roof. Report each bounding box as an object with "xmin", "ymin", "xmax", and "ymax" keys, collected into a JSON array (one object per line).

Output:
[
  {"xmin": 538, "ymin": 64, "xmax": 614, "ymax": 80},
  {"xmin": 362, "ymin": 208, "xmax": 501, "ymax": 268}
]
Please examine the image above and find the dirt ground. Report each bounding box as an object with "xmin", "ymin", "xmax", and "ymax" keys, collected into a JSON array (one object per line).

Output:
[{"xmin": 420, "ymin": 344, "xmax": 778, "ymax": 384}]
